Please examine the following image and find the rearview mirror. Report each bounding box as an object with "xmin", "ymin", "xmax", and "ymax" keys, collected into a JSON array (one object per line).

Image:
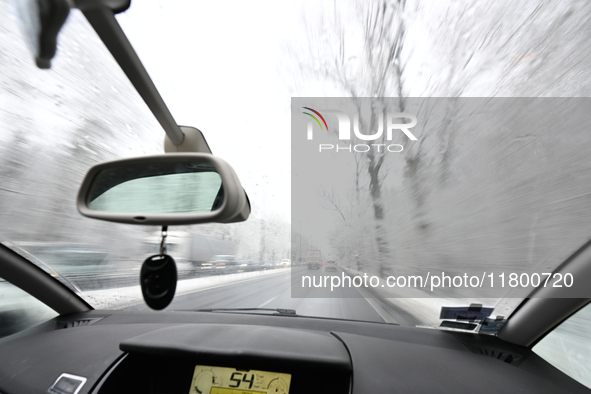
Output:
[{"xmin": 77, "ymin": 154, "xmax": 250, "ymax": 225}]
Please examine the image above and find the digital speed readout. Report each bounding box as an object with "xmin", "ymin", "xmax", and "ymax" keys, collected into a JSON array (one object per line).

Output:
[{"xmin": 188, "ymin": 366, "xmax": 291, "ymax": 394}]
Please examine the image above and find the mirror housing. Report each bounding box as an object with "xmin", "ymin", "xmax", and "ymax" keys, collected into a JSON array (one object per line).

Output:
[
  {"xmin": 164, "ymin": 126, "xmax": 212, "ymax": 154},
  {"xmin": 77, "ymin": 153, "xmax": 250, "ymax": 225}
]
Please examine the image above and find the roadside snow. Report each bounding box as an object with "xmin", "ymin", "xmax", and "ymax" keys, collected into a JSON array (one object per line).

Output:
[{"xmin": 82, "ymin": 268, "xmax": 289, "ymax": 310}]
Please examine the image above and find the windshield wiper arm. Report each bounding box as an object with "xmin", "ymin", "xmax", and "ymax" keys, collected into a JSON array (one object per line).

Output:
[{"xmin": 192, "ymin": 307, "xmax": 297, "ymax": 315}]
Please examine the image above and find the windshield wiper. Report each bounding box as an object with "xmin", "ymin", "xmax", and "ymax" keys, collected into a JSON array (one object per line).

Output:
[{"xmin": 190, "ymin": 307, "xmax": 297, "ymax": 316}]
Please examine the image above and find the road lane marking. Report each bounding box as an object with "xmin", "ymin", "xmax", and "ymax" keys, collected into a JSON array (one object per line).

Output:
[
  {"xmin": 258, "ymin": 295, "xmax": 279, "ymax": 308},
  {"xmin": 358, "ymin": 287, "xmax": 398, "ymax": 324},
  {"xmin": 174, "ymin": 270, "xmax": 289, "ymax": 297}
]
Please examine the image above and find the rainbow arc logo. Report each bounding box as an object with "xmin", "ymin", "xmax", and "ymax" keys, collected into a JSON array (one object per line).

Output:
[{"xmin": 301, "ymin": 107, "xmax": 328, "ymax": 131}]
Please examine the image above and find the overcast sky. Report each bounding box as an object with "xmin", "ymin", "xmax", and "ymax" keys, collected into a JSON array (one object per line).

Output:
[{"xmin": 116, "ymin": 1, "xmax": 305, "ymax": 224}]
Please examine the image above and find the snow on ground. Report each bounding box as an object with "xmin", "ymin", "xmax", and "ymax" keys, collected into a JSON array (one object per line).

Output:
[{"xmin": 82, "ymin": 268, "xmax": 289, "ymax": 310}]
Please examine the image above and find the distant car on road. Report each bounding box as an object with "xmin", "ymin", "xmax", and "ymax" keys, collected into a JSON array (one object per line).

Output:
[
  {"xmin": 203, "ymin": 255, "xmax": 236, "ymax": 275},
  {"xmin": 325, "ymin": 260, "xmax": 337, "ymax": 272},
  {"xmin": 235, "ymin": 259, "xmax": 262, "ymax": 272},
  {"xmin": 280, "ymin": 259, "xmax": 291, "ymax": 267},
  {"xmin": 174, "ymin": 258, "xmax": 195, "ymax": 277},
  {"xmin": 305, "ymin": 249, "xmax": 321, "ymax": 270},
  {"xmin": 15, "ymin": 244, "xmax": 113, "ymax": 277}
]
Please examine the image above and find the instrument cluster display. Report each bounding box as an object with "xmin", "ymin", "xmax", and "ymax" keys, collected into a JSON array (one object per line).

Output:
[{"xmin": 188, "ymin": 365, "xmax": 291, "ymax": 394}]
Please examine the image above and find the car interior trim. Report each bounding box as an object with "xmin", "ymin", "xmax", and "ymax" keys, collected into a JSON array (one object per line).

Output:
[
  {"xmin": 0, "ymin": 244, "xmax": 91, "ymax": 315},
  {"xmin": 498, "ymin": 239, "xmax": 591, "ymax": 346}
]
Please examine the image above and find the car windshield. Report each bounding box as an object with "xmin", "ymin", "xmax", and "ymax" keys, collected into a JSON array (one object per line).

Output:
[{"xmin": 1, "ymin": 0, "xmax": 590, "ymax": 331}]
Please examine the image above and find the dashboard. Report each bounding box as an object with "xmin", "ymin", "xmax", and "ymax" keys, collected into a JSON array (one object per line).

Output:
[
  {"xmin": 96, "ymin": 322, "xmax": 350, "ymax": 394},
  {"xmin": 0, "ymin": 310, "xmax": 589, "ymax": 394}
]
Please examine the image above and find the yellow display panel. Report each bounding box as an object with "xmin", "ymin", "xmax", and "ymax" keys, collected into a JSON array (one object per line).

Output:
[
  {"xmin": 210, "ymin": 388, "xmax": 263, "ymax": 394},
  {"xmin": 188, "ymin": 365, "xmax": 291, "ymax": 394}
]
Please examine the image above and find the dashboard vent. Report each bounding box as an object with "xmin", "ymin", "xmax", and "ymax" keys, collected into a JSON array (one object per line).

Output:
[
  {"xmin": 59, "ymin": 318, "xmax": 103, "ymax": 329},
  {"xmin": 476, "ymin": 347, "xmax": 523, "ymax": 364},
  {"xmin": 454, "ymin": 333, "xmax": 527, "ymax": 366}
]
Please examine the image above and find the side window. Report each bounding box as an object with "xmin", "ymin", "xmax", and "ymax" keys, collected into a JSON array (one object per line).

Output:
[
  {"xmin": 0, "ymin": 278, "xmax": 57, "ymax": 339},
  {"xmin": 533, "ymin": 303, "xmax": 591, "ymax": 389}
]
